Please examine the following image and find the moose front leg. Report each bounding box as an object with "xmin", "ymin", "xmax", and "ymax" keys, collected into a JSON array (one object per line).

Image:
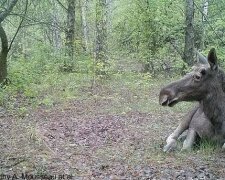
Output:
[
  {"xmin": 163, "ymin": 106, "xmax": 199, "ymax": 152},
  {"xmin": 222, "ymin": 143, "xmax": 225, "ymax": 149},
  {"xmin": 163, "ymin": 123, "xmax": 188, "ymax": 152},
  {"xmin": 221, "ymin": 122, "xmax": 225, "ymax": 150},
  {"xmin": 181, "ymin": 128, "xmax": 197, "ymax": 151}
]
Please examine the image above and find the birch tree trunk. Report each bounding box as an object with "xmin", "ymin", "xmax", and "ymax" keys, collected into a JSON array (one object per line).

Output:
[
  {"xmin": 183, "ymin": 0, "xmax": 195, "ymax": 66},
  {"xmin": 200, "ymin": 0, "xmax": 208, "ymax": 50}
]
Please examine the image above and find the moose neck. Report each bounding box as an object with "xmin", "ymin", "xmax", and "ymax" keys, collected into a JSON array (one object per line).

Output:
[{"xmin": 202, "ymin": 83, "xmax": 225, "ymax": 125}]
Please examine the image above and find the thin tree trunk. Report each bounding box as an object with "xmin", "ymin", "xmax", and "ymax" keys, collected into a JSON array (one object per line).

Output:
[
  {"xmin": 81, "ymin": 0, "xmax": 89, "ymax": 52},
  {"xmin": 184, "ymin": 0, "xmax": 195, "ymax": 66},
  {"xmin": 65, "ymin": 0, "xmax": 75, "ymax": 68},
  {"xmin": 52, "ymin": 0, "xmax": 62, "ymax": 51},
  {"xmin": 0, "ymin": 24, "xmax": 8, "ymax": 83},
  {"xmin": 95, "ymin": 0, "xmax": 108, "ymax": 74},
  {"xmin": 106, "ymin": 0, "xmax": 112, "ymax": 33},
  {"xmin": 22, "ymin": 29, "xmax": 28, "ymax": 59},
  {"xmin": 200, "ymin": 0, "xmax": 208, "ymax": 50}
]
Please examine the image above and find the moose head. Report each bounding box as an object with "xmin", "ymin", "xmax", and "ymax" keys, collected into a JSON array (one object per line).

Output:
[{"xmin": 159, "ymin": 48, "xmax": 223, "ymax": 107}]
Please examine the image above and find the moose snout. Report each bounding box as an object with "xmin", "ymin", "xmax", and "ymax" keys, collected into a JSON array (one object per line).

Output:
[
  {"xmin": 159, "ymin": 92, "xmax": 170, "ymax": 106},
  {"xmin": 159, "ymin": 88, "xmax": 178, "ymax": 107},
  {"xmin": 159, "ymin": 95, "xmax": 169, "ymax": 106}
]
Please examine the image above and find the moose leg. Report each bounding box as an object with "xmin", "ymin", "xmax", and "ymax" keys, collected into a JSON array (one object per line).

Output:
[
  {"xmin": 182, "ymin": 128, "xmax": 197, "ymax": 151},
  {"xmin": 221, "ymin": 122, "xmax": 225, "ymax": 150},
  {"xmin": 222, "ymin": 143, "xmax": 225, "ymax": 150},
  {"xmin": 163, "ymin": 106, "xmax": 199, "ymax": 152},
  {"xmin": 163, "ymin": 123, "xmax": 188, "ymax": 152}
]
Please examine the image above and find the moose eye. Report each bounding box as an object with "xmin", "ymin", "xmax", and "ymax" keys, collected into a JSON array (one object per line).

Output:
[{"xmin": 200, "ymin": 69, "xmax": 206, "ymax": 75}]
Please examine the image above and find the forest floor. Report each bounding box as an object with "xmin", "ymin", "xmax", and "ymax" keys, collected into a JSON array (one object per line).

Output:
[{"xmin": 1, "ymin": 73, "xmax": 225, "ymax": 179}]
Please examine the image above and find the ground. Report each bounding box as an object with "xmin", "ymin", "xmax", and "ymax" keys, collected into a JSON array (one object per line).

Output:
[{"xmin": 1, "ymin": 73, "xmax": 225, "ymax": 179}]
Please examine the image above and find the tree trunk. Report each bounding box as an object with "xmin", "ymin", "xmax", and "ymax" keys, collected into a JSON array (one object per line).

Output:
[
  {"xmin": 183, "ymin": 0, "xmax": 195, "ymax": 66},
  {"xmin": 0, "ymin": 24, "xmax": 8, "ymax": 83},
  {"xmin": 52, "ymin": 0, "xmax": 62, "ymax": 51},
  {"xmin": 0, "ymin": 0, "xmax": 19, "ymax": 83},
  {"xmin": 81, "ymin": 0, "xmax": 89, "ymax": 53},
  {"xmin": 95, "ymin": 0, "xmax": 108, "ymax": 74},
  {"xmin": 106, "ymin": 0, "xmax": 112, "ymax": 32},
  {"xmin": 65, "ymin": 0, "xmax": 75, "ymax": 69},
  {"xmin": 200, "ymin": 0, "xmax": 208, "ymax": 50}
]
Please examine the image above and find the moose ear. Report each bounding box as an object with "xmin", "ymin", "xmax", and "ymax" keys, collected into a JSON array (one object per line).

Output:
[
  {"xmin": 196, "ymin": 50, "xmax": 208, "ymax": 64},
  {"xmin": 208, "ymin": 48, "xmax": 218, "ymax": 70}
]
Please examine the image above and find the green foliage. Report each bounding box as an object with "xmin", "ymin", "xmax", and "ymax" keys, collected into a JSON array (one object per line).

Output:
[
  {"xmin": 2, "ymin": 0, "xmax": 225, "ymax": 113},
  {"xmin": 111, "ymin": 0, "xmax": 186, "ymax": 74},
  {"xmin": 0, "ymin": 42, "xmax": 95, "ymax": 113}
]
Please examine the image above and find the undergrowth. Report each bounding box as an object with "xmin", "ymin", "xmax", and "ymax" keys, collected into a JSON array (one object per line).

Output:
[{"xmin": 1, "ymin": 49, "xmax": 193, "ymax": 117}]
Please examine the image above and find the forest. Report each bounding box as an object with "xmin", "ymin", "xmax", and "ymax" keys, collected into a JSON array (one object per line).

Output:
[{"xmin": 1, "ymin": 0, "xmax": 225, "ymax": 179}]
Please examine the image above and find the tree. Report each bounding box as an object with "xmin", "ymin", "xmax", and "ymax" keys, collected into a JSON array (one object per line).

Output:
[
  {"xmin": 95, "ymin": 0, "xmax": 108, "ymax": 75},
  {"xmin": 65, "ymin": 0, "xmax": 76, "ymax": 70},
  {"xmin": 184, "ymin": 0, "xmax": 195, "ymax": 66},
  {"xmin": 200, "ymin": 0, "xmax": 208, "ymax": 50},
  {"xmin": 0, "ymin": 0, "xmax": 19, "ymax": 83},
  {"xmin": 51, "ymin": 0, "xmax": 62, "ymax": 51},
  {"xmin": 80, "ymin": 0, "xmax": 89, "ymax": 53}
]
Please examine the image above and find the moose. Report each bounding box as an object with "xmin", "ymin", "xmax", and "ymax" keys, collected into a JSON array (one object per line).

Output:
[{"xmin": 159, "ymin": 48, "xmax": 225, "ymax": 152}]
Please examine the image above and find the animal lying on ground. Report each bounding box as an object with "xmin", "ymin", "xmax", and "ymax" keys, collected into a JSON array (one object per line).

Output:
[
  {"xmin": 159, "ymin": 48, "xmax": 225, "ymax": 151},
  {"xmin": 162, "ymin": 51, "xmax": 215, "ymax": 152}
]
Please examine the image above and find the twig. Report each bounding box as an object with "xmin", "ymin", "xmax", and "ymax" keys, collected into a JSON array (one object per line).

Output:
[
  {"xmin": 55, "ymin": 0, "xmax": 68, "ymax": 11},
  {"xmin": 4, "ymin": 158, "xmax": 26, "ymax": 168}
]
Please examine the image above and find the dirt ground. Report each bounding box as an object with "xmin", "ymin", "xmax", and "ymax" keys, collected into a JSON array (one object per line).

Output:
[{"xmin": 1, "ymin": 82, "xmax": 225, "ymax": 179}]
